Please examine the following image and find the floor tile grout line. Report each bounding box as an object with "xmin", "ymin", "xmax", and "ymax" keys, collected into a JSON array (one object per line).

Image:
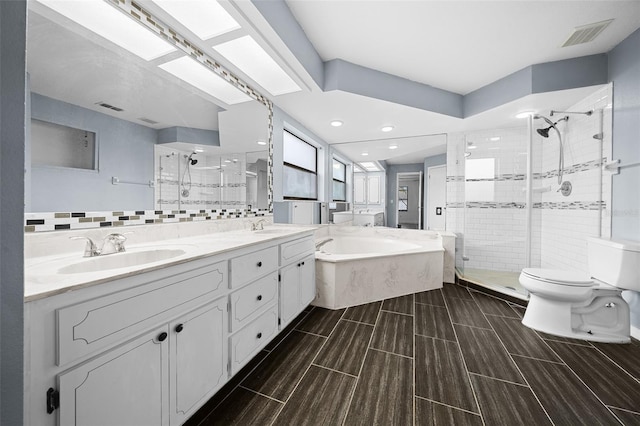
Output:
[
  {"xmin": 589, "ymin": 345, "xmax": 640, "ymax": 385},
  {"xmin": 341, "ymin": 317, "xmax": 376, "ymax": 327},
  {"xmin": 270, "ymin": 308, "xmax": 350, "ymax": 426},
  {"xmin": 414, "ymin": 300, "xmax": 446, "ymax": 308},
  {"xmin": 380, "ymin": 308, "xmax": 414, "ymax": 317},
  {"xmin": 310, "ymin": 363, "xmax": 359, "ymax": 379},
  {"xmin": 466, "ymin": 372, "xmax": 531, "ymax": 388},
  {"xmin": 341, "ymin": 301, "xmax": 384, "ymax": 426},
  {"xmin": 441, "ymin": 287, "xmax": 487, "ymax": 426},
  {"xmin": 293, "ymin": 328, "xmax": 331, "ymax": 339},
  {"xmin": 451, "ymin": 321, "xmax": 493, "ymax": 331},
  {"xmin": 414, "ymin": 395, "xmax": 483, "ymax": 417},
  {"xmin": 606, "ymin": 405, "xmax": 640, "ymax": 416},
  {"xmin": 509, "ymin": 352, "xmax": 565, "ymax": 365},
  {"xmin": 368, "ymin": 346, "xmax": 414, "ymax": 360},
  {"xmin": 238, "ymin": 385, "xmax": 286, "ymax": 404},
  {"xmin": 535, "ymin": 332, "xmax": 637, "ymax": 423},
  {"xmin": 476, "ymin": 299, "xmax": 557, "ymax": 426}
]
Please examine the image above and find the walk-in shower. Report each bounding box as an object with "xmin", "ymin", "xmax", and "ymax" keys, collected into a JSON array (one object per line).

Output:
[{"xmin": 447, "ymin": 84, "xmax": 613, "ymax": 300}]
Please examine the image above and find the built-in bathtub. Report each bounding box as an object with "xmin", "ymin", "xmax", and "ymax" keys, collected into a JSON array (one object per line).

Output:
[{"xmin": 313, "ymin": 226, "xmax": 454, "ymax": 309}]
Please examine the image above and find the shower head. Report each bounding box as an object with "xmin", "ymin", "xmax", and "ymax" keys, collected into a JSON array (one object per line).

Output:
[
  {"xmin": 537, "ymin": 127, "xmax": 551, "ymax": 138},
  {"xmin": 186, "ymin": 152, "xmax": 198, "ymax": 165}
]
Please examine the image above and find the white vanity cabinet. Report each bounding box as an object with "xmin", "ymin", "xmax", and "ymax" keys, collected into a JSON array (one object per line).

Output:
[
  {"xmin": 279, "ymin": 236, "xmax": 316, "ymax": 327},
  {"xmin": 57, "ymin": 298, "xmax": 228, "ymax": 426},
  {"xmin": 25, "ymin": 229, "xmax": 317, "ymax": 426}
]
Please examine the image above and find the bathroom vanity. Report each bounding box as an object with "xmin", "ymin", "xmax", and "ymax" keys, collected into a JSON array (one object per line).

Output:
[{"xmin": 24, "ymin": 224, "xmax": 316, "ymax": 426}]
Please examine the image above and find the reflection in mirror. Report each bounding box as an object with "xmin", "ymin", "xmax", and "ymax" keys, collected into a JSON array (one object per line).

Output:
[{"xmin": 25, "ymin": 0, "xmax": 270, "ymax": 215}]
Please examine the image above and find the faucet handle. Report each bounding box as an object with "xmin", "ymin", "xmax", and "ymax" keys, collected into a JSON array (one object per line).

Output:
[
  {"xmin": 70, "ymin": 236, "xmax": 99, "ymax": 257},
  {"xmin": 103, "ymin": 233, "xmax": 128, "ymax": 253}
]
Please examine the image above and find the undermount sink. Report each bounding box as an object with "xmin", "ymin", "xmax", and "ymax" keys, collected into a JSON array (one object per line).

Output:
[{"xmin": 58, "ymin": 248, "xmax": 186, "ymax": 274}]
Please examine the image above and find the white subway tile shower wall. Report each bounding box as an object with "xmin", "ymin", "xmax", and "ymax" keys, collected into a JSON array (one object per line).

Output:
[
  {"xmin": 537, "ymin": 84, "xmax": 613, "ymax": 271},
  {"xmin": 446, "ymin": 84, "xmax": 613, "ymax": 276}
]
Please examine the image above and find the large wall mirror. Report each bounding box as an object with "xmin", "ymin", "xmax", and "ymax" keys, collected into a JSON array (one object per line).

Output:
[{"xmin": 25, "ymin": 0, "xmax": 271, "ymax": 214}]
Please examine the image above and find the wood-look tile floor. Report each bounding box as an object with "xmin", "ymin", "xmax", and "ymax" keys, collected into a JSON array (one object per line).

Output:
[{"xmin": 185, "ymin": 284, "xmax": 640, "ymax": 426}]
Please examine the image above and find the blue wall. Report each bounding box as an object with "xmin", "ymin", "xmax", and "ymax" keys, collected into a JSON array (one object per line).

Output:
[
  {"xmin": 30, "ymin": 94, "xmax": 156, "ymax": 212},
  {"xmin": 608, "ymin": 27, "xmax": 640, "ymax": 332}
]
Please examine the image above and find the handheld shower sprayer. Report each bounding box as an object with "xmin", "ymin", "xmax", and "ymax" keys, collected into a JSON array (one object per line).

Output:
[
  {"xmin": 534, "ymin": 115, "xmax": 569, "ymax": 185},
  {"xmin": 181, "ymin": 151, "xmax": 198, "ymax": 197}
]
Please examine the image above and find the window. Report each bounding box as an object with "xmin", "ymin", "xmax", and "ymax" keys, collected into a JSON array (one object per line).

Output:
[
  {"xmin": 31, "ymin": 119, "xmax": 97, "ymax": 170},
  {"xmin": 332, "ymin": 159, "xmax": 346, "ymax": 201},
  {"xmin": 283, "ymin": 130, "xmax": 317, "ymax": 200}
]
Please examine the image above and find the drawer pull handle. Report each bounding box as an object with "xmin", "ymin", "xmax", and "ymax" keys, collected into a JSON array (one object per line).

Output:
[
  {"xmin": 175, "ymin": 324, "xmax": 184, "ymax": 333},
  {"xmin": 157, "ymin": 332, "xmax": 168, "ymax": 342},
  {"xmin": 257, "ymin": 332, "xmax": 263, "ymax": 339},
  {"xmin": 257, "ymin": 295, "xmax": 263, "ymax": 301},
  {"xmin": 257, "ymin": 261, "xmax": 263, "ymax": 267}
]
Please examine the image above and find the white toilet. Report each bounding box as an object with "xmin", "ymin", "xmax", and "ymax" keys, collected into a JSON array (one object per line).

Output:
[{"xmin": 519, "ymin": 237, "xmax": 640, "ymax": 343}]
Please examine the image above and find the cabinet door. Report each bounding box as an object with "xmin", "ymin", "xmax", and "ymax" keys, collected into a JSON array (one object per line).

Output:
[
  {"xmin": 170, "ymin": 298, "xmax": 228, "ymax": 425},
  {"xmin": 279, "ymin": 262, "xmax": 300, "ymax": 326},
  {"xmin": 58, "ymin": 326, "xmax": 169, "ymax": 426},
  {"xmin": 298, "ymin": 255, "xmax": 316, "ymax": 307}
]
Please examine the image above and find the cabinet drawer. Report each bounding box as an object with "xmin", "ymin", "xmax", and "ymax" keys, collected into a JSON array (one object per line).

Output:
[
  {"xmin": 280, "ymin": 236, "xmax": 315, "ymax": 265},
  {"xmin": 229, "ymin": 304, "xmax": 278, "ymax": 375},
  {"xmin": 230, "ymin": 246, "xmax": 278, "ymax": 288},
  {"xmin": 229, "ymin": 271, "xmax": 278, "ymax": 332},
  {"xmin": 57, "ymin": 260, "xmax": 227, "ymax": 367}
]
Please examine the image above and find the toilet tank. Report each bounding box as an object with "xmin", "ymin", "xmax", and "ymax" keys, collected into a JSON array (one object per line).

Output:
[{"xmin": 587, "ymin": 237, "xmax": 640, "ymax": 291}]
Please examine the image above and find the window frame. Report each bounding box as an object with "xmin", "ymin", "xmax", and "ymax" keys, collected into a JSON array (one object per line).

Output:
[
  {"xmin": 332, "ymin": 158, "xmax": 347, "ymax": 202},
  {"xmin": 283, "ymin": 129, "xmax": 318, "ymax": 201}
]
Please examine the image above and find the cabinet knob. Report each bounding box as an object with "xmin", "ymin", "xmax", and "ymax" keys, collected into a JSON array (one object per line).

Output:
[
  {"xmin": 257, "ymin": 295, "xmax": 263, "ymax": 301},
  {"xmin": 157, "ymin": 332, "xmax": 168, "ymax": 342},
  {"xmin": 257, "ymin": 261, "xmax": 263, "ymax": 267},
  {"xmin": 257, "ymin": 332, "xmax": 262, "ymax": 339},
  {"xmin": 175, "ymin": 324, "xmax": 184, "ymax": 333},
  {"xmin": 301, "ymin": 261, "xmax": 305, "ymax": 266}
]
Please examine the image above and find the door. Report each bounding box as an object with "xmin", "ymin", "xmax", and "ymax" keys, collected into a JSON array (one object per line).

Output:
[
  {"xmin": 396, "ymin": 172, "xmax": 423, "ymax": 229},
  {"xmin": 427, "ymin": 165, "xmax": 446, "ymax": 230},
  {"xmin": 170, "ymin": 298, "xmax": 228, "ymax": 425},
  {"xmin": 58, "ymin": 326, "xmax": 169, "ymax": 426},
  {"xmin": 298, "ymin": 254, "xmax": 316, "ymax": 306},
  {"xmin": 279, "ymin": 262, "xmax": 300, "ymax": 326}
]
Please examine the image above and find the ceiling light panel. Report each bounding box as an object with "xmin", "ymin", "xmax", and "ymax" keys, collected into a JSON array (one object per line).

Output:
[
  {"xmin": 213, "ymin": 35, "xmax": 301, "ymax": 96},
  {"xmin": 151, "ymin": 0, "xmax": 240, "ymax": 40},
  {"xmin": 36, "ymin": 0, "xmax": 176, "ymax": 61},
  {"xmin": 159, "ymin": 56, "xmax": 251, "ymax": 105}
]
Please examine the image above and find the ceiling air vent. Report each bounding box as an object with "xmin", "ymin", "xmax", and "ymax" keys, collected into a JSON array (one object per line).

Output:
[
  {"xmin": 138, "ymin": 117, "xmax": 159, "ymax": 125},
  {"xmin": 95, "ymin": 101, "xmax": 124, "ymax": 112},
  {"xmin": 561, "ymin": 19, "xmax": 613, "ymax": 47}
]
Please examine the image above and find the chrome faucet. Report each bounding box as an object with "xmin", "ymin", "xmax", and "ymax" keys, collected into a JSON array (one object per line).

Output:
[
  {"xmin": 251, "ymin": 219, "xmax": 267, "ymax": 231},
  {"xmin": 70, "ymin": 233, "xmax": 129, "ymax": 257},
  {"xmin": 315, "ymin": 238, "xmax": 333, "ymax": 250}
]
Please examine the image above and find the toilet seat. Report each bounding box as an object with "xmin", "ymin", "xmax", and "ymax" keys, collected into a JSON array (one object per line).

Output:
[{"xmin": 521, "ymin": 268, "xmax": 593, "ymax": 287}]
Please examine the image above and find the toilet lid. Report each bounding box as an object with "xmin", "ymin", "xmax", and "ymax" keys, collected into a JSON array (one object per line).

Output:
[{"xmin": 522, "ymin": 268, "xmax": 593, "ymax": 287}]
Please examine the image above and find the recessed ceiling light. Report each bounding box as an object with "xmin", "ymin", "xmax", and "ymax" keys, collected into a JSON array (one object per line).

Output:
[
  {"xmin": 361, "ymin": 152, "xmax": 369, "ymax": 156},
  {"xmin": 389, "ymin": 145, "xmax": 398, "ymax": 150},
  {"xmin": 516, "ymin": 111, "xmax": 535, "ymax": 119},
  {"xmin": 152, "ymin": 0, "xmax": 240, "ymax": 40},
  {"xmin": 213, "ymin": 35, "xmax": 300, "ymax": 96},
  {"xmin": 381, "ymin": 126, "xmax": 394, "ymax": 132},
  {"xmin": 330, "ymin": 120, "xmax": 343, "ymax": 127},
  {"xmin": 158, "ymin": 56, "xmax": 251, "ymax": 105},
  {"xmin": 360, "ymin": 162, "xmax": 382, "ymax": 171},
  {"xmin": 257, "ymin": 140, "xmax": 267, "ymax": 146},
  {"xmin": 36, "ymin": 0, "xmax": 176, "ymax": 61},
  {"xmin": 489, "ymin": 137, "xmax": 501, "ymax": 141}
]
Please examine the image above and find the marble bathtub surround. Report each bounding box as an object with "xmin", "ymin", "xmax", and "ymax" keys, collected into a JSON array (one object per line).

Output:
[{"xmin": 312, "ymin": 225, "xmax": 455, "ymax": 309}]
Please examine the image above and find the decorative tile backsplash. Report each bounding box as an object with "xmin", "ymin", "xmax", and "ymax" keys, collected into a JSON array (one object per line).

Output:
[{"xmin": 24, "ymin": 209, "xmax": 269, "ymax": 233}]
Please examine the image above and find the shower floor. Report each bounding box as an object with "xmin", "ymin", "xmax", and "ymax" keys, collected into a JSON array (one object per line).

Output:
[{"xmin": 460, "ymin": 268, "xmax": 528, "ymax": 299}]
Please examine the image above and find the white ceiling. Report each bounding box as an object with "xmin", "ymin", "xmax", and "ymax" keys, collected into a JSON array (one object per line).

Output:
[
  {"xmin": 286, "ymin": 0, "xmax": 640, "ymax": 95},
  {"xmin": 258, "ymin": 0, "xmax": 640, "ymax": 164}
]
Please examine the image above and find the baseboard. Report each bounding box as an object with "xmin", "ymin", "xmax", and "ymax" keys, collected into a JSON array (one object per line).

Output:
[{"xmin": 631, "ymin": 324, "xmax": 640, "ymax": 341}]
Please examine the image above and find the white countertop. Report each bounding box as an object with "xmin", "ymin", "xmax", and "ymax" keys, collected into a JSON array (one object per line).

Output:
[{"xmin": 25, "ymin": 225, "xmax": 317, "ymax": 302}]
